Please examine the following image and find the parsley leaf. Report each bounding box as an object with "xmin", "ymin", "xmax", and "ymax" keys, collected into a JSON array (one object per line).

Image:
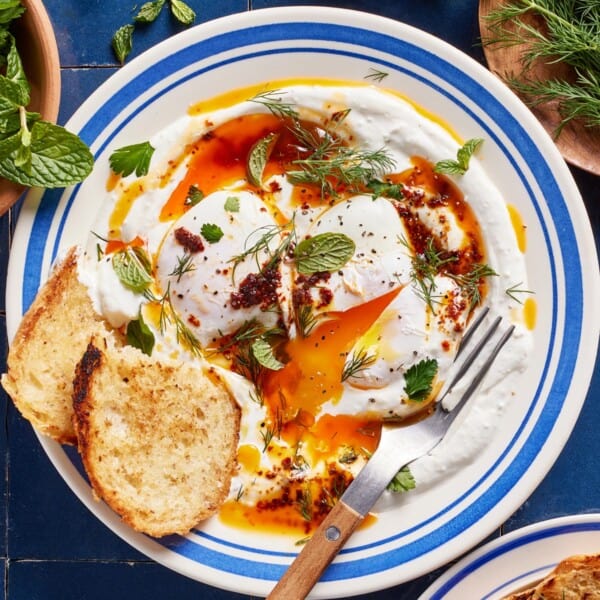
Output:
[
  {"xmin": 224, "ymin": 196, "xmax": 240, "ymax": 212},
  {"xmin": 434, "ymin": 138, "xmax": 483, "ymax": 176},
  {"xmin": 201, "ymin": 223, "xmax": 224, "ymax": 243},
  {"xmin": 112, "ymin": 24, "xmax": 135, "ymax": 65},
  {"xmin": 109, "ymin": 141, "xmax": 155, "ymax": 177},
  {"xmin": 294, "ymin": 232, "xmax": 355, "ymax": 275},
  {"xmin": 404, "ymin": 358, "xmax": 438, "ymax": 401},
  {"xmin": 387, "ymin": 465, "xmax": 416, "ymax": 493},
  {"xmin": 366, "ymin": 178, "xmax": 404, "ymax": 200},
  {"xmin": 126, "ymin": 310, "xmax": 155, "ymax": 356},
  {"xmin": 184, "ymin": 184, "xmax": 203, "ymax": 206}
]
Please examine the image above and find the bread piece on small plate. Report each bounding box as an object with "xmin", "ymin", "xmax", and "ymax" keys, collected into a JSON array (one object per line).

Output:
[
  {"xmin": 72, "ymin": 337, "xmax": 240, "ymax": 537},
  {"xmin": 504, "ymin": 553, "xmax": 600, "ymax": 600},
  {"xmin": 1, "ymin": 246, "xmax": 114, "ymax": 445}
]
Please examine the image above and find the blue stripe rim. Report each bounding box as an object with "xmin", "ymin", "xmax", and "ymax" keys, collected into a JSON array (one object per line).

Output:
[
  {"xmin": 432, "ymin": 520, "xmax": 600, "ymax": 598},
  {"xmin": 20, "ymin": 20, "xmax": 581, "ymax": 583}
]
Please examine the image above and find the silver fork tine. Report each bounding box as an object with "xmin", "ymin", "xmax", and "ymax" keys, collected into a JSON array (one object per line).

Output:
[
  {"xmin": 438, "ymin": 312, "xmax": 502, "ymax": 403},
  {"xmin": 436, "ymin": 322, "xmax": 515, "ymax": 431}
]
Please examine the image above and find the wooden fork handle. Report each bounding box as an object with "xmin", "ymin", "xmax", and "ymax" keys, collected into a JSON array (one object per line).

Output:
[{"xmin": 267, "ymin": 500, "xmax": 363, "ymax": 600}]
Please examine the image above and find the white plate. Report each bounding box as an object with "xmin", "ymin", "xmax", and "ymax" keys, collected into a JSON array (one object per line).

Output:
[
  {"xmin": 421, "ymin": 513, "xmax": 600, "ymax": 599},
  {"xmin": 6, "ymin": 7, "xmax": 600, "ymax": 598}
]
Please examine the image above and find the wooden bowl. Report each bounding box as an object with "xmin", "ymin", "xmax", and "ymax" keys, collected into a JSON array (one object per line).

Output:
[
  {"xmin": 479, "ymin": 0, "xmax": 600, "ymax": 176},
  {"xmin": 0, "ymin": 0, "xmax": 61, "ymax": 215}
]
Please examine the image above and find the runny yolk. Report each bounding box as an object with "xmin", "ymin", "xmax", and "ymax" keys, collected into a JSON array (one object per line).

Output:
[{"xmin": 261, "ymin": 287, "xmax": 400, "ymax": 450}]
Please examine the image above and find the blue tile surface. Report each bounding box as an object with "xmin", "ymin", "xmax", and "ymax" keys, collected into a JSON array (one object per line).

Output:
[{"xmin": 1, "ymin": 0, "xmax": 599, "ymax": 598}]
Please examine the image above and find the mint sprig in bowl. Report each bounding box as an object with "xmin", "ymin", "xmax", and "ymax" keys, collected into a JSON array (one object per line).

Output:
[{"xmin": 0, "ymin": 0, "xmax": 93, "ymax": 214}]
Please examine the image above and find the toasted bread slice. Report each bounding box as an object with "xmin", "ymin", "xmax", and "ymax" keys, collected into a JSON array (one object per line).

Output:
[
  {"xmin": 2, "ymin": 247, "xmax": 113, "ymax": 445},
  {"xmin": 72, "ymin": 338, "xmax": 240, "ymax": 537},
  {"xmin": 504, "ymin": 554, "xmax": 600, "ymax": 599}
]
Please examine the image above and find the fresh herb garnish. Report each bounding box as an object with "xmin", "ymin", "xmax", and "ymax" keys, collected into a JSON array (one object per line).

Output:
[
  {"xmin": 364, "ymin": 68, "xmax": 389, "ymax": 82},
  {"xmin": 404, "ymin": 236, "xmax": 457, "ymax": 312},
  {"xmin": 112, "ymin": 246, "xmax": 153, "ymax": 293},
  {"xmin": 295, "ymin": 304, "xmax": 319, "ymax": 338},
  {"xmin": 366, "ymin": 178, "xmax": 404, "ymax": 200},
  {"xmin": 200, "ymin": 223, "xmax": 224, "ymax": 244},
  {"xmin": 434, "ymin": 138, "xmax": 483, "ymax": 175},
  {"xmin": 247, "ymin": 131, "xmax": 278, "ymax": 187},
  {"xmin": 169, "ymin": 0, "xmax": 195, "ymax": 24},
  {"xmin": 404, "ymin": 358, "xmax": 438, "ymax": 401},
  {"xmin": 168, "ymin": 252, "xmax": 195, "ymax": 282},
  {"xmin": 451, "ymin": 263, "xmax": 498, "ymax": 309},
  {"xmin": 185, "ymin": 184, "xmax": 203, "ymax": 206},
  {"xmin": 156, "ymin": 282, "xmax": 202, "ymax": 356},
  {"xmin": 134, "ymin": 0, "xmax": 165, "ymax": 23},
  {"xmin": 126, "ymin": 309, "xmax": 155, "ymax": 356},
  {"xmin": 505, "ymin": 281, "xmax": 535, "ymax": 304},
  {"xmin": 109, "ymin": 141, "xmax": 155, "ymax": 177},
  {"xmin": 0, "ymin": 13, "xmax": 93, "ymax": 188},
  {"xmin": 341, "ymin": 347, "xmax": 376, "ymax": 382},
  {"xmin": 248, "ymin": 89, "xmax": 299, "ymax": 119},
  {"xmin": 251, "ymin": 337, "xmax": 284, "ymax": 371},
  {"xmin": 111, "ymin": 24, "xmax": 135, "ymax": 64},
  {"xmin": 112, "ymin": 0, "xmax": 195, "ymax": 64},
  {"xmin": 230, "ymin": 221, "xmax": 296, "ymax": 280},
  {"xmin": 294, "ymin": 232, "xmax": 355, "ymax": 275},
  {"xmin": 483, "ymin": 0, "xmax": 600, "ymax": 134},
  {"xmin": 387, "ymin": 465, "xmax": 416, "ymax": 492},
  {"xmin": 287, "ymin": 134, "xmax": 395, "ymax": 197},
  {"xmin": 224, "ymin": 195, "xmax": 240, "ymax": 212}
]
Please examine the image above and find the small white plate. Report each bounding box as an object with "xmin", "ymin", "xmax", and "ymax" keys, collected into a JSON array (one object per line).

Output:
[
  {"xmin": 421, "ymin": 514, "xmax": 600, "ymax": 599},
  {"xmin": 6, "ymin": 6, "xmax": 600, "ymax": 598}
]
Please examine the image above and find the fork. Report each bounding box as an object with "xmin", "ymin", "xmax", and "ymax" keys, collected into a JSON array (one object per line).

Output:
[{"xmin": 267, "ymin": 307, "xmax": 515, "ymax": 600}]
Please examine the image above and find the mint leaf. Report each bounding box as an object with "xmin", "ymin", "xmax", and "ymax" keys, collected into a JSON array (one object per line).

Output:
[
  {"xmin": 201, "ymin": 223, "xmax": 224, "ymax": 243},
  {"xmin": 127, "ymin": 311, "xmax": 155, "ymax": 356},
  {"xmin": 135, "ymin": 0, "xmax": 166, "ymax": 23},
  {"xmin": 404, "ymin": 358, "xmax": 438, "ymax": 401},
  {"xmin": 109, "ymin": 141, "xmax": 155, "ymax": 177},
  {"xmin": 251, "ymin": 337, "xmax": 284, "ymax": 371},
  {"xmin": 0, "ymin": 120, "xmax": 93, "ymax": 187},
  {"xmin": 112, "ymin": 246, "xmax": 153, "ymax": 293},
  {"xmin": 170, "ymin": 0, "xmax": 195, "ymax": 25},
  {"xmin": 224, "ymin": 196, "xmax": 240, "ymax": 212},
  {"xmin": 0, "ymin": 1, "xmax": 25, "ymax": 26},
  {"xmin": 112, "ymin": 24, "xmax": 135, "ymax": 64},
  {"xmin": 247, "ymin": 132, "xmax": 278, "ymax": 187},
  {"xmin": 387, "ymin": 465, "xmax": 416, "ymax": 493},
  {"xmin": 295, "ymin": 232, "xmax": 355, "ymax": 275},
  {"xmin": 4, "ymin": 34, "xmax": 28, "ymax": 104},
  {"xmin": 434, "ymin": 138, "xmax": 483, "ymax": 176},
  {"xmin": 0, "ymin": 109, "xmax": 39, "ymax": 135}
]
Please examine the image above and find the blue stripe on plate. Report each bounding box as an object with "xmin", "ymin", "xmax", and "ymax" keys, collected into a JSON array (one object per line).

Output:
[
  {"xmin": 432, "ymin": 521, "xmax": 600, "ymax": 598},
  {"xmin": 20, "ymin": 20, "xmax": 581, "ymax": 582}
]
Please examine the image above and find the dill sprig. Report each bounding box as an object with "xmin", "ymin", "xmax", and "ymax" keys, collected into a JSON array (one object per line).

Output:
[
  {"xmin": 248, "ymin": 89, "xmax": 299, "ymax": 119},
  {"xmin": 168, "ymin": 252, "xmax": 196, "ymax": 283},
  {"xmin": 155, "ymin": 282, "xmax": 203, "ymax": 356},
  {"xmin": 483, "ymin": 0, "xmax": 600, "ymax": 133},
  {"xmin": 341, "ymin": 347, "xmax": 376, "ymax": 382},
  {"xmin": 230, "ymin": 220, "xmax": 296, "ymax": 281}
]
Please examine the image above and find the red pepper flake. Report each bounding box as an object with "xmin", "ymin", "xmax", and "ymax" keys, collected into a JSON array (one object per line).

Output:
[
  {"xmin": 174, "ymin": 227, "xmax": 204, "ymax": 253},
  {"xmin": 188, "ymin": 314, "xmax": 200, "ymax": 327},
  {"xmin": 230, "ymin": 267, "xmax": 281, "ymax": 310}
]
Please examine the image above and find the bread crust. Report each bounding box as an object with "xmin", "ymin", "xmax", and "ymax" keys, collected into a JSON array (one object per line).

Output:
[
  {"xmin": 1, "ymin": 247, "xmax": 111, "ymax": 444},
  {"xmin": 504, "ymin": 553, "xmax": 600, "ymax": 600},
  {"xmin": 72, "ymin": 338, "xmax": 241, "ymax": 537}
]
